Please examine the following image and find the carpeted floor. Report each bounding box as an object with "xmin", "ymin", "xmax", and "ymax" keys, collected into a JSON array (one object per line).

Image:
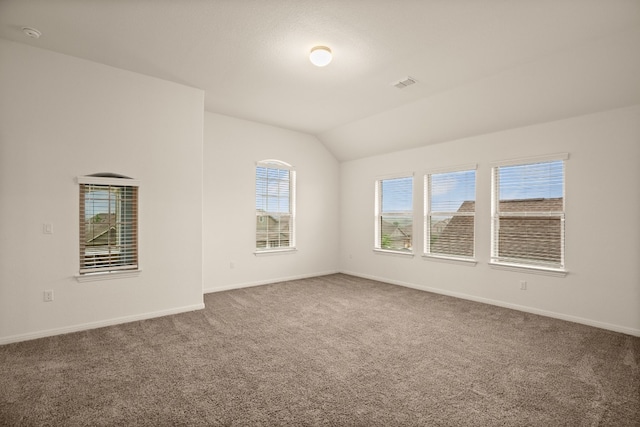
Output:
[{"xmin": 1, "ymin": 273, "xmax": 639, "ymax": 426}]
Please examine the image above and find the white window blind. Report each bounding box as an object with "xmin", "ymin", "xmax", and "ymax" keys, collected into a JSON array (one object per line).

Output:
[
  {"xmin": 491, "ymin": 156, "xmax": 566, "ymax": 269},
  {"xmin": 425, "ymin": 168, "xmax": 476, "ymax": 259},
  {"xmin": 78, "ymin": 176, "xmax": 139, "ymax": 274},
  {"xmin": 255, "ymin": 160, "xmax": 296, "ymax": 251},
  {"xmin": 375, "ymin": 175, "xmax": 413, "ymax": 252}
]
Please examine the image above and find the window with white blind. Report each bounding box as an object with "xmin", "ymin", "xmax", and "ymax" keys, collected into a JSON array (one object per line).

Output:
[
  {"xmin": 491, "ymin": 154, "xmax": 568, "ymax": 271},
  {"xmin": 375, "ymin": 175, "xmax": 413, "ymax": 253},
  {"xmin": 425, "ymin": 166, "xmax": 476, "ymax": 261},
  {"xmin": 255, "ymin": 160, "xmax": 296, "ymax": 252},
  {"xmin": 78, "ymin": 174, "xmax": 139, "ymax": 276}
]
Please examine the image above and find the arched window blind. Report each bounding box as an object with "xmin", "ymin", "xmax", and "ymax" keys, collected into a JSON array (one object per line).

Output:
[
  {"xmin": 255, "ymin": 160, "xmax": 296, "ymax": 251},
  {"xmin": 375, "ymin": 175, "xmax": 413, "ymax": 252},
  {"xmin": 491, "ymin": 154, "xmax": 567, "ymax": 270},
  {"xmin": 78, "ymin": 175, "xmax": 139, "ymax": 274},
  {"xmin": 425, "ymin": 167, "xmax": 476, "ymax": 259}
]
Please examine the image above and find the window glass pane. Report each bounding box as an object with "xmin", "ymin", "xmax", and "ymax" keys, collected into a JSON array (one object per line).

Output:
[
  {"xmin": 380, "ymin": 214, "xmax": 413, "ymax": 250},
  {"xmin": 430, "ymin": 170, "xmax": 476, "ymax": 212},
  {"xmin": 498, "ymin": 160, "xmax": 563, "ymax": 210},
  {"xmin": 80, "ymin": 180, "xmax": 138, "ymax": 274},
  {"xmin": 493, "ymin": 159, "xmax": 565, "ymax": 268},
  {"xmin": 377, "ymin": 176, "xmax": 413, "ymax": 252},
  {"xmin": 381, "ymin": 177, "xmax": 412, "ymax": 213},
  {"xmin": 497, "ymin": 216, "xmax": 562, "ymax": 264},
  {"xmin": 427, "ymin": 169, "xmax": 476, "ymax": 259},
  {"xmin": 429, "ymin": 214, "xmax": 474, "ymax": 257}
]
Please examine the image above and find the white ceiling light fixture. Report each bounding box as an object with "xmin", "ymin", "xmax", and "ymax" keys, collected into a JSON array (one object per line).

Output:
[
  {"xmin": 22, "ymin": 27, "xmax": 42, "ymax": 39},
  {"xmin": 309, "ymin": 46, "xmax": 332, "ymax": 67}
]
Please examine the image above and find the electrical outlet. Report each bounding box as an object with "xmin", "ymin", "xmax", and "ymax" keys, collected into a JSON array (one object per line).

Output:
[
  {"xmin": 43, "ymin": 290, "xmax": 54, "ymax": 302},
  {"xmin": 520, "ymin": 281, "xmax": 527, "ymax": 291}
]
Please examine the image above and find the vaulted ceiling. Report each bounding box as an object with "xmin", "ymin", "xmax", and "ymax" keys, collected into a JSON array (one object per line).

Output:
[{"xmin": 1, "ymin": 0, "xmax": 639, "ymax": 161}]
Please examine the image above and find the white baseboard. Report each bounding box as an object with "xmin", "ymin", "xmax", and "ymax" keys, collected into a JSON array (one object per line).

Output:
[
  {"xmin": 203, "ymin": 270, "xmax": 339, "ymax": 294},
  {"xmin": 0, "ymin": 303, "xmax": 205, "ymax": 346},
  {"xmin": 341, "ymin": 270, "xmax": 640, "ymax": 337},
  {"xmin": 5, "ymin": 270, "xmax": 636, "ymax": 344}
]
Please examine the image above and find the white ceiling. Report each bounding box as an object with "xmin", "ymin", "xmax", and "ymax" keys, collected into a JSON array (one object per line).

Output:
[{"xmin": 1, "ymin": 0, "xmax": 639, "ymax": 161}]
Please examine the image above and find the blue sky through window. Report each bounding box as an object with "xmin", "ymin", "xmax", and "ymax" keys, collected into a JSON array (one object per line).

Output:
[
  {"xmin": 381, "ymin": 177, "xmax": 412, "ymax": 213},
  {"xmin": 85, "ymin": 188, "xmax": 114, "ymax": 219},
  {"xmin": 256, "ymin": 166, "xmax": 290, "ymax": 213},
  {"xmin": 498, "ymin": 160, "xmax": 564, "ymax": 201},
  {"xmin": 430, "ymin": 170, "xmax": 476, "ymax": 212}
]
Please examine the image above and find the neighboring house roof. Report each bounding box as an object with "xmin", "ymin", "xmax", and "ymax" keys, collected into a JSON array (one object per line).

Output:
[
  {"xmin": 498, "ymin": 197, "xmax": 563, "ymax": 212},
  {"xmin": 431, "ymin": 218, "xmax": 450, "ymax": 234},
  {"xmin": 380, "ymin": 219, "xmax": 412, "ymax": 249},
  {"xmin": 380, "ymin": 220, "xmax": 412, "ymax": 237},
  {"xmin": 256, "ymin": 214, "xmax": 291, "ymax": 244},
  {"xmin": 84, "ymin": 213, "xmax": 116, "ymax": 246},
  {"xmin": 431, "ymin": 198, "xmax": 563, "ymax": 262}
]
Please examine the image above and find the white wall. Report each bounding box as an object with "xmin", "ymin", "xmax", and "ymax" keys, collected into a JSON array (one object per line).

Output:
[
  {"xmin": 340, "ymin": 105, "xmax": 640, "ymax": 336},
  {"xmin": 203, "ymin": 112, "xmax": 339, "ymax": 292},
  {"xmin": 1, "ymin": 39, "xmax": 636, "ymax": 343},
  {"xmin": 0, "ymin": 40, "xmax": 205, "ymax": 344}
]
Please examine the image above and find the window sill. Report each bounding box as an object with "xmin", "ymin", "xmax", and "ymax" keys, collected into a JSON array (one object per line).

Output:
[
  {"xmin": 422, "ymin": 254, "xmax": 477, "ymax": 266},
  {"xmin": 76, "ymin": 269, "xmax": 142, "ymax": 282},
  {"xmin": 254, "ymin": 248, "xmax": 297, "ymax": 256},
  {"xmin": 373, "ymin": 249, "xmax": 415, "ymax": 258},
  {"xmin": 489, "ymin": 262, "xmax": 567, "ymax": 277}
]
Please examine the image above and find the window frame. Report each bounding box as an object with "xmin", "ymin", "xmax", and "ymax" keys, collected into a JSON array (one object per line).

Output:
[
  {"xmin": 424, "ymin": 165, "xmax": 477, "ymax": 264},
  {"xmin": 490, "ymin": 153, "xmax": 568, "ymax": 275},
  {"xmin": 77, "ymin": 175, "xmax": 140, "ymax": 281},
  {"xmin": 374, "ymin": 173, "xmax": 414, "ymax": 256},
  {"xmin": 254, "ymin": 160, "xmax": 297, "ymax": 254}
]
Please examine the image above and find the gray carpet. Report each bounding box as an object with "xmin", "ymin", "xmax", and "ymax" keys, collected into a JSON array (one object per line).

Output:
[{"xmin": 1, "ymin": 273, "xmax": 638, "ymax": 426}]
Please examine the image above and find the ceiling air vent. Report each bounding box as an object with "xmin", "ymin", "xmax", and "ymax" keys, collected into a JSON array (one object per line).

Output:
[{"xmin": 392, "ymin": 76, "xmax": 417, "ymax": 89}]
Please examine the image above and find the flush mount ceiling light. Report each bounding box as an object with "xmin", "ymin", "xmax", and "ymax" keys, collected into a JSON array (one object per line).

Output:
[
  {"xmin": 22, "ymin": 27, "xmax": 42, "ymax": 39},
  {"xmin": 309, "ymin": 46, "xmax": 332, "ymax": 67}
]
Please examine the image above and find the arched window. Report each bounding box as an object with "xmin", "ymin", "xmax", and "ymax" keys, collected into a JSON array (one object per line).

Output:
[{"xmin": 255, "ymin": 160, "xmax": 296, "ymax": 252}]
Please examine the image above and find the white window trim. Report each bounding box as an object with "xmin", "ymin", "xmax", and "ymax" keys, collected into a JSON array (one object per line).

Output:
[
  {"xmin": 490, "ymin": 152, "xmax": 569, "ymax": 168},
  {"xmin": 255, "ymin": 159, "xmax": 294, "ymax": 171},
  {"xmin": 75, "ymin": 269, "xmax": 142, "ymax": 283},
  {"xmin": 423, "ymin": 166, "xmax": 477, "ymax": 262},
  {"xmin": 422, "ymin": 254, "xmax": 477, "ymax": 266},
  {"xmin": 490, "ymin": 154, "xmax": 568, "ymax": 273},
  {"xmin": 425, "ymin": 163, "xmax": 478, "ymax": 176},
  {"xmin": 76, "ymin": 176, "xmax": 140, "ymax": 187},
  {"xmin": 489, "ymin": 262, "xmax": 567, "ymax": 277},
  {"xmin": 373, "ymin": 248, "xmax": 415, "ymax": 258},
  {"xmin": 374, "ymin": 173, "xmax": 415, "ymax": 255},
  {"xmin": 254, "ymin": 248, "xmax": 298, "ymax": 256}
]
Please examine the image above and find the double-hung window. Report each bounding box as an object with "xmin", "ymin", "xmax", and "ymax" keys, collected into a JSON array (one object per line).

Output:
[
  {"xmin": 255, "ymin": 160, "xmax": 296, "ymax": 252},
  {"xmin": 78, "ymin": 174, "xmax": 139, "ymax": 276},
  {"xmin": 425, "ymin": 166, "xmax": 476, "ymax": 261},
  {"xmin": 491, "ymin": 154, "xmax": 568, "ymax": 272},
  {"xmin": 374, "ymin": 175, "xmax": 413, "ymax": 253}
]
